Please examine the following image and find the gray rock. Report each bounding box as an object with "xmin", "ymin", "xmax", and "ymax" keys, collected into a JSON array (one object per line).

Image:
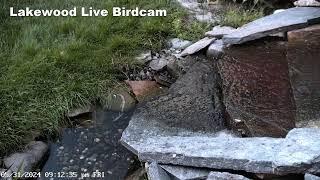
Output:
[
  {"xmin": 205, "ymin": 25, "xmax": 236, "ymax": 38},
  {"xmin": 206, "ymin": 39, "xmax": 225, "ymax": 58},
  {"xmin": 0, "ymin": 169, "xmax": 13, "ymax": 180},
  {"xmin": 176, "ymin": 0, "xmax": 217, "ymax": 23},
  {"xmin": 160, "ymin": 164, "xmax": 210, "ymax": 180},
  {"xmin": 67, "ymin": 104, "xmax": 93, "ymax": 118},
  {"xmin": 195, "ymin": 13, "xmax": 215, "ymax": 23},
  {"xmin": 4, "ymin": 141, "xmax": 48, "ymax": 172},
  {"xmin": 294, "ymin": 0, "xmax": 320, "ymax": 6},
  {"xmin": 122, "ymin": 128, "xmax": 320, "ymax": 175},
  {"xmin": 104, "ymin": 91, "xmax": 136, "ymax": 112},
  {"xmin": 223, "ymin": 7, "xmax": 320, "ymax": 44},
  {"xmin": 167, "ymin": 56, "xmax": 198, "ymax": 77},
  {"xmin": 180, "ymin": 37, "xmax": 215, "ymax": 57},
  {"xmin": 149, "ymin": 58, "xmax": 169, "ymax": 71},
  {"xmin": 136, "ymin": 50, "xmax": 152, "ymax": 63},
  {"xmin": 146, "ymin": 162, "xmax": 171, "ymax": 180},
  {"xmin": 169, "ymin": 38, "xmax": 192, "ymax": 50},
  {"xmin": 305, "ymin": 173, "xmax": 320, "ymax": 180},
  {"xmin": 207, "ymin": 172, "xmax": 250, "ymax": 180},
  {"xmin": 125, "ymin": 60, "xmax": 225, "ymax": 133}
]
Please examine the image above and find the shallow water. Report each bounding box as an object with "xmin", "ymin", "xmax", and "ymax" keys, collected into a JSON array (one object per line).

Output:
[{"xmin": 40, "ymin": 110, "xmax": 138, "ymax": 180}]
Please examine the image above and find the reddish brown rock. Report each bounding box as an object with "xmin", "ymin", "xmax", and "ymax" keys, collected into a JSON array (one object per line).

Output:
[
  {"xmin": 287, "ymin": 25, "xmax": 320, "ymax": 124},
  {"xmin": 218, "ymin": 41, "xmax": 296, "ymax": 137},
  {"xmin": 125, "ymin": 80, "xmax": 164, "ymax": 102}
]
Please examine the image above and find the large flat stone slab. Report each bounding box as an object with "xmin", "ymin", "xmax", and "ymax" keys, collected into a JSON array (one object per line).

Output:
[
  {"xmin": 122, "ymin": 128, "xmax": 320, "ymax": 175},
  {"xmin": 205, "ymin": 26, "xmax": 236, "ymax": 38},
  {"xmin": 223, "ymin": 7, "xmax": 320, "ymax": 44},
  {"xmin": 287, "ymin": 24, "xmax": 320, "ymax": 125},
  {"xmin": 180, "ymin": 37, "xmax": 215, "ymax": 57},
  {"xmin": 218, "ymin": 41, "xmax": 295, "ymax": 137}
]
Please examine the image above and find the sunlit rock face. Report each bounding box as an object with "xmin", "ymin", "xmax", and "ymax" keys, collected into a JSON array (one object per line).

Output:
[
  {"xmin": 218, "ymin": 41, "xmax": 296, "ymax": 137},
  {"xmin": 287, "ymin": 25, "xmax": 320, "ymax": 127}
]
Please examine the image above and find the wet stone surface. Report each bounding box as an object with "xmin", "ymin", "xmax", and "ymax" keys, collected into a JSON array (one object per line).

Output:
[{"xmin": 41, "ymin": 110, "xmax": 138, "ymax": 180}]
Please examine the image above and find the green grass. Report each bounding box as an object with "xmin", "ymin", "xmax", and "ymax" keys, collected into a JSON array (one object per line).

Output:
[
  {"xmin": 0, "ymin": 0, "xmax": 208, "ymax": 156},
  {"xmin": 220, "ymin": 5, "xmax": 264, "ymax": 28}
]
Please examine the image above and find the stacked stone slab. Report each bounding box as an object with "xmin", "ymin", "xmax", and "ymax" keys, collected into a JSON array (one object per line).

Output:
[
  {"xmin": 121, "ymin": 5, "xmax": 320, "ymax": 180},
  {"xmin": 287, "ymin": 24, "xmax": 320, "ymax": 126}
]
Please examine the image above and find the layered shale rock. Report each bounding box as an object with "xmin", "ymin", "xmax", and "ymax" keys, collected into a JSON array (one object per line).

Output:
[
  {"xmin": 287, "ymin": 24, "xmax": 320, "ymax": 126},
  {"xmin": 223, "ymin": 7, "xmax": 320, "ymax": 44},
  {"xmin": 123, "ymin": 128, "xmax": 320, "ymax": 176},
  {"xmin": 218, "ymin": 41, "xmax": 296, "ymax": 137}
]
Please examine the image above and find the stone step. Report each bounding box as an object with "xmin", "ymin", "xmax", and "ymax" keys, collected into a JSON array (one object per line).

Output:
[{"xmin": 121, "ymin": 128, "xmax": 320, "ymax": 175}]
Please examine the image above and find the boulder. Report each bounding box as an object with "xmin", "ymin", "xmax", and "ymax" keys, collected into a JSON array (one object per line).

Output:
[
  {"xmin": 104, "ymin": 90, "xmax": 136, "ymax": 112},
  {"xmin": 125, "ymin": 60, "xmax": 225, "ymax": 132},
  {"xmin": 206, "ymin": 40, "xmax": 225, "ymax": 58},
  {"xmin": 207, "ymin": 172, "xmax": 250, "ymax": 180},
  {"xmin": 205, "ymin": 26, "xmax": 236, "ymax": 38},
  {"xmin": 135, "ymin": 50, "xmax": 152, "ymax": 63},
  {"xmin": 67, "ymin": 104, "xmax": 93, "ymax": 118},
  {"xmin": 287, "ymin": 24, "xmax": 320, "ymax": 126},
  {"xmin": 175, "ymin": 0, "xmax": 218, "ymax": 23},
  {"xmin": 294, "ymin": 0, "xmax": 320, "ymax": 6},
  {"xmin": 223, "ymin": 7, "xmax": 320, "ymax": 44},
  {"xmin": 218, "ymin": 41, "xmax": 296, "ymax": 137},
  {"xmin": 180, "ymin": 37, "xmax": 215, "ymax": 57},
  {"xmin": 4, "ymin": 141, "xmax": 48, "ymax": 173},
  {"xmin": 122, "ymin": 128, "xmax": 320, "ymax": 176},
  {"xmin": 125, "ymin": 80, "xmax": 164, "ymax": 102},
  {"xmin": 169, "ymin": 38, "xmax": 192, "ymax": 50},
  {"xmin": 149, "ymin": 58, "xmax": 169, "ymax": 71}
]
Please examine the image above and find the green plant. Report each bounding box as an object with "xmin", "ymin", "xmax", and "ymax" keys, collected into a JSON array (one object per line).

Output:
[
  {"xmin": 0, "ymin": 0, "xmax": 203, "ymax": 156},
  {"xmin": 220, "ymin": 5, "xmax": 264, "ymax": 27}
]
